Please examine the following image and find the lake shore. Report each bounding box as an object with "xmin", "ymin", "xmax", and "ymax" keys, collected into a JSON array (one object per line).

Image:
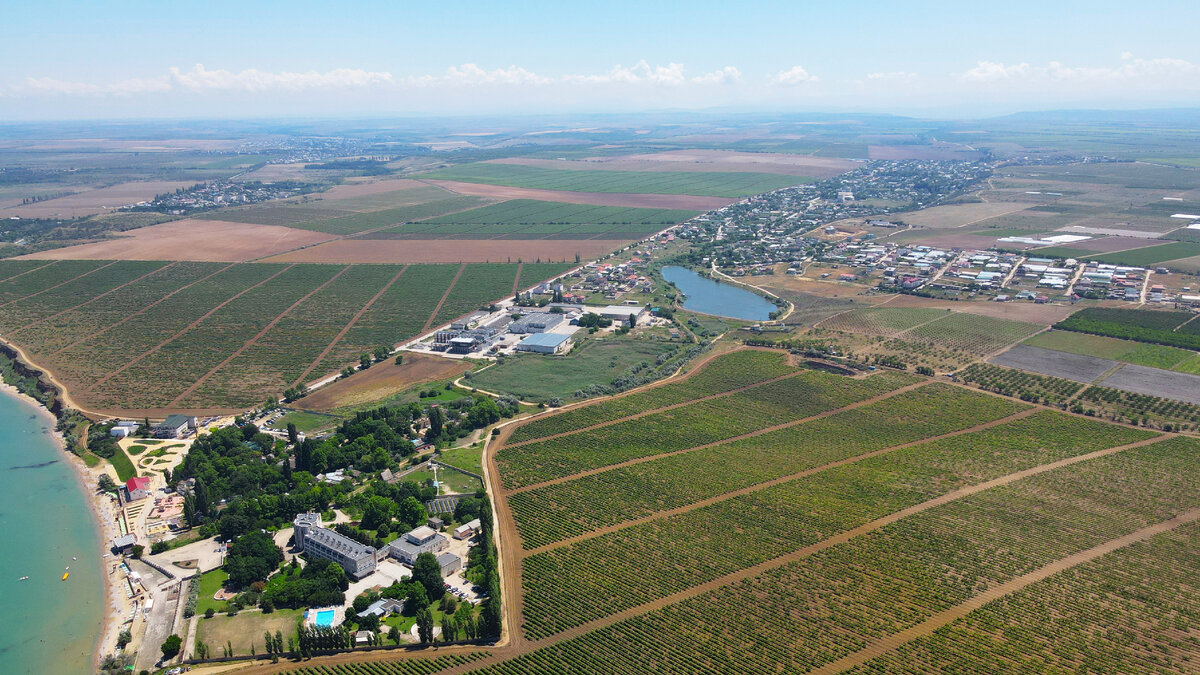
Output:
[{"xmin": 0, "ymin": 381, "xmax": 123, "ymax": 672}]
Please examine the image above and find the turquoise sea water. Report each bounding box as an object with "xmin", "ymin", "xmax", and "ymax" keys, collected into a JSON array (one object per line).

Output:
[
  {"xmin": 0, "ymin": 389, "xmax": 103, "ymax": 674},
  {"xmin": 661, "ymin": 266, "xmax": 778, "ymax": 321}
]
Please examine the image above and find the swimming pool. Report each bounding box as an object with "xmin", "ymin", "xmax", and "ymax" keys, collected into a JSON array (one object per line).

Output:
[{"xmin": 314, "ymin": 609, "xmax": 335, "ymax": 627}]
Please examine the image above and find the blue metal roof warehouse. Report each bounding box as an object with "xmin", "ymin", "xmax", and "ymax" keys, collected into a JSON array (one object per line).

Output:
[{"xmin": 515, "ymin": 332, "xmax": 573, "ymax": 353}]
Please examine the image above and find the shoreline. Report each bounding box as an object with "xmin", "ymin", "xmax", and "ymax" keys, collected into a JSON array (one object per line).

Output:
[{"xmin": 0, "ymin": 382, "xmax": 121, "ymax": 672}]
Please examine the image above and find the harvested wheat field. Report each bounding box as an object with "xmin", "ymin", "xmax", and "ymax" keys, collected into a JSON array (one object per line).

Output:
[
  {"xmin": 880, "ymin": 293, "xmax": 1073, "ymax": 324},
  {"xmin": 18, "ymin": 220, "xmax": 335, "ymax": 261},
  {"xmin": 259, "ymin": 238, "xmax": 621, "ymax": 264},
  {"xmin": 1, "ymin": 180, "xmax": 195, "ymax": 218},
  {"xmin": 421, "ymin": 179, "xmax": 735, "ymax": 210},
  {"xmin": 297, "ymin": 353, "xmax": 471, "ymax": 412},
  {"xmin": 894, "ymin": 202, "xmax": 1039, "ymax": 229}
]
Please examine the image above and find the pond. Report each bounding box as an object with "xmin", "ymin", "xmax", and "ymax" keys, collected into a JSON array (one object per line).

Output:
[{"xmin": 661, "ymin": 266, "xmax": 778, "ymax": 321}]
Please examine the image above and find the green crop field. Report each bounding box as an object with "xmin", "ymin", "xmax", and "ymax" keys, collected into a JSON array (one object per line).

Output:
[
  {"xmin": 846, "ymin": 506, "xmax": 1200, "ymax": 673},
  {"xmin": 505, "ymin": 350, "xmax": 800, "ymax": 443},
  {"xmin": 477, "ymin": 339, "xmax": 1200, "ymax": 674},
  {"xmin": 1083, "ymin": 241, "xmax": 1200, "ymax": 266},
  {"xmin": 206, "ymin": 194, "xmax": 484, "ymax": 234},
  {"xmin": 1023, "ymin": 329, "xmax": 1195, "ymax": 370},
  {"xmin": 0, "ymin": 259, "xmax": 565, "ymax": 412},
  {"xmin": 489, "ymin": 435, "xmax": 1197, "ymax": 672},
  {"xmin": 818, "ymin": 307, "xmax": 950, "ymax": 336},
  {"xmin": 515, "ymin": 410, "xmax": 1158, "ymax": 639},
  {"xmin": 496, "ymin": 368, "xmax": 920, "ymax": 490},
  {"xmin": 900, "ymin": 312, "xmax": 1042, "ymax": 355},
  {"xmin": 418, "ymin": 163, "xmax": 805, "ymax": 197},
  {"xmin": 286, "ymin": 653, "xmax": 491, "ymax": 674},
  {"xmin": 508, "ymin": 384, "xmax": 1026, "ymax": 549},
  {"xmin": 1055, "ymin": 306, "xmax": 1200, "ymax": 351}
]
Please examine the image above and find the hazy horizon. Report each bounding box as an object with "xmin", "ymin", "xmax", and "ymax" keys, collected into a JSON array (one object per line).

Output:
[{"xmin": 4, "ymin": 0, "xmax": 1199, "ymax": 121}]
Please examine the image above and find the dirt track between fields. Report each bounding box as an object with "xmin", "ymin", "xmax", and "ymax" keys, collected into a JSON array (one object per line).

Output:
[{"xmin": 807, "ymin": 506, "xmax": 1200, "ymax": 674}]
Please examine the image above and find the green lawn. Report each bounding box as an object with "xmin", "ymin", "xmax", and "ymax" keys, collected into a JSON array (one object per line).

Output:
[
  {"xmin": 1024, "ymin": 329, "xmax": 1194, "ymax": 370},
  {"xmin": 274, "ymin": 410, "xmax": 341, "ymax": 433},
  {"xmin": 438, "ymin": 445, "xmax": 483, "ymax": 475},
  {"xmin": 418, "ymin": 163, "xmax": 805, "ymax": 197},
  {"xmin": 468, "ymin": 336, "xmax": 679, "ymax": 402},
  {"xmin": 108, "ymin": 447, "xmax": 137, "ymax": 481},
  {"xmin": 195, "ymin": 568, "xmax": 230, "ymax": 616},
  {"xmin": 126, "ymin": 444, "xmax": 147, "ymax": 456},
  {"xmin": 434, "ymin": 464, "xmax": 483, "ymax": 495},
  {"xmin": 194, "ymin": 607, "xmax": 303, "ymax": 658}
]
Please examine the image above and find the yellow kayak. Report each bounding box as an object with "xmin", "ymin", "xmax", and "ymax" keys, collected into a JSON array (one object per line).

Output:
[{"xmin": 61, "ymin": 572, "xmax": 69, "ymax": 581}]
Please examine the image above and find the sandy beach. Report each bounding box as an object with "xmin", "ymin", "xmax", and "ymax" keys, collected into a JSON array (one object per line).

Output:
[{"xmin": 0, "ymin": 380, "xmax": 125, "ymax": 671}]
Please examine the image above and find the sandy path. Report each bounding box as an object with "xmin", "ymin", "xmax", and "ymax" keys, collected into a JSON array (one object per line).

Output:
[
  {"xmin": 291, "ymin": 265, "xmax": 409, "ymax": 387},
  {"xmin": 808, "ymin": 506, "xmax": 1200, "ymax": 675},
  {"xmin": 50, "ymin": 263, "xmax": 239, "ymax": 357},
  {"xmin": 523, "ymin": 406, "xmax": 1039, "ymax": 556},
  {"xmin": 167, "ymin": 265, "xmax": 352, "ymax": 406},
  {"xmin": 10, "ymin": 262, "xmax": 176, "ymax": 337},
  {"xmin": 84, "ymin": 264, "xmax": 296, "ymax": 393},
  {"xmin": 511, "ymin": 262, "xmax": 524, "ymax": 295},
  {"xmin": 0, "ymin": 260, "xmax": 120, "ymax": 310},
  {"xmin": 421, "ymin": 262, "xmax": 466, "ymax": 332},
  {"xmin": 420, "ymin": 179, "xmax": 736, "ymax": 211},
  {"xmin": 505, "ymin": 380, "xmax": 932, "ymax": 496}
]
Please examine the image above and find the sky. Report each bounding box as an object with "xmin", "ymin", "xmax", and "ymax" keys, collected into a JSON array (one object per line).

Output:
[{"xmin": 2, "ymin": 0, "xmax": 1199, "ymax": 121}]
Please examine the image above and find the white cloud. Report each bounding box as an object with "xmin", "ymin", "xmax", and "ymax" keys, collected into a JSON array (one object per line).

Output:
[
  {"xmin": 961, "ymin": 56, "xmax": 1200, "ymax": 84},
  {"xmin": 413, "ymin": 63, "xmax": 549, "ymax": 86},
  {"xmin": 866, "ymin": 71, "xmax": 918, "ymax": 82},
  {"xmin": 168, "ymin": 64, "xmax": 393, "ymax": 91},
  {"xmin": 770, "ymin": 65, "xmax": 818, "ymax": 85},
  {"xmin": 9, "ymin": 61, "xmax": 755, "ymax": 97},
  {"xmin": 566, "ymin": 61, "xmax": 688, "ymax": 86},
  {"xmin": 691, "ymin": 66, "xmax": 742, "ymax": 85}
]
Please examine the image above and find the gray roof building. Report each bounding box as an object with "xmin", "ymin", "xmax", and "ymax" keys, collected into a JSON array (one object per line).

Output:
[
  {"xmin": 292, "ymin": 512, "xmax": 377, "ymax": 579},
  {"xmin": 509, "ymin": 312, "xmax": 565, "ymax": 334},
  {"xmin": 386, "ymin": 525, "xmax": 449, "ymax": 564}
]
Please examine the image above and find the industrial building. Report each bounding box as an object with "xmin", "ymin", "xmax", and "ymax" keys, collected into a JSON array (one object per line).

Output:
[
  {"xmin": 597, "ymin": 305, "xmax": 648, "ymax": 326},
  {"xmin": 508, "ymin": 312, "xmax": 566, "ymax": 334},
  {"xmin": 514, "ymin": 332, "xmax": 573, "ymax": 354}
]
